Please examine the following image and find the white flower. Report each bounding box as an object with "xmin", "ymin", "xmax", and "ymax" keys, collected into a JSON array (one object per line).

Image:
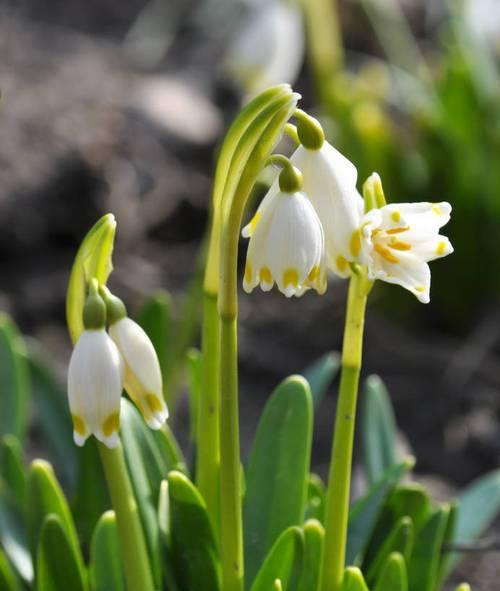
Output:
[
  {"xmin": 68, "ymin": 330, "xmax": 123, "ymax": 448},
  {"xmin": 243, "ymin": 189, "xmax": 326, "ymax": 297},
  {"xmin": 359, "ymin": 201, "xmax": 453, "ymax": 303},
  {"xmin": 109, "ymin": 317, "xmax": 168, "ymax": 429},
  {"xmin": 243, "ymin": 142, "xmax": 364, "ymax": 278},
  {"xmin": 226, "ymin": 1, "xmax": 304, "ymax": 94}
]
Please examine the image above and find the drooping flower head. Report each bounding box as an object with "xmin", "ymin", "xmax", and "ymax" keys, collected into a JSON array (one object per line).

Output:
[
  {"xmin": 243, "ymin": 160, "xmax": 326, "ymax": 297},
  {"xmin": 102, "ymin": 287, "xmax": 169, "ymax": 429},
  {"xmin": 68, "ymin": 280, "xmax": 123, "ymax": 448},
  {"xmin": 359, "ymin": 174, "xmax": 453, "ymax": 303}
]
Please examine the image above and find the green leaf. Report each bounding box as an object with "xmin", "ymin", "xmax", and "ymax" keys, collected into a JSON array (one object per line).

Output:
[
  {"xmin": 73, "ymin": 440, "xmax": 110, "ymax": 549},
  {"xmin": 362, "ymin": 375, "xmax": 397, "ymax": 485},
  {"xmin": 301, "ymin": 352, "xmax": 340, "ymax": 407},
  {"xmin": 365, "ymin": 517, "xmax": 413, "ymax": 585},
  {"xmin": 407, "ymin": 505, "xmax": 450, "ymax": 591},
  {"xmin": 186, "ymin": 348, "xmax": 203, "ymax": 441},
  {"xmin": 28, "ymin": 353, "xmax": 76, "ymax": 488},
  {"xmin": 90, "ymin": 511, "xmax": 124, "ymax": 591},
  {"xmin": 454, "ymin": 585, "xmax": 471, "ymax": 591},
  {"xmin": 36, "ymin": 514, "xmax": 86, "ymax": 591},
  {"xmin": 305, "ymin": 474, "xmax": 326, "ymax": 523},
  {"xmin": 26, "ymin": 460, "xmax": 80, "ymax": 562},
  {"xmin": 0, "ymin": 482, "xmax": 32, "ymax": 582},
  {"xmin": 373, "ymin": 553, "xmax": 408, "ymax": 591},
  {"xmin": 168, "ymin": 471, "xmax": 220, "ymax": 591},
  {"xmin": 0, "ymin": 314, "xmax": 30, "ymax": 442},
  {"xmin": 0, "ymin": 546, "xmax": 20, "ymax": 591},
  {"xmin": 244, "ymin": 376, "xmax": 313, "ymax": 587},
  {"xmin": 339, "ymin": 567, "xmax": 369, "ymax": 591},
  {"xmin": 0, "ymin": 436, "xmax": 26, "ymax": 505},
  {"xmin": 66, "ymin": 213, "xmax": 116, "ymax": 344},
  {"xmin": 437, "ymin": 502, "xmax": 457, "ymax": 584},
  {"xmin": 346, "ymin": 458, "xmax": 414, "ymax": 564},
  {"xmin": 137, "ymin": 291, "xmax": 173, "ymax": 396},
  {"xmin": 447, "ymin": 469, "xmax": 500, "ymax": 572},
  {"xmin": 152, "ymin": 426, "xmax": 188, "ymax": 475},
  {"xmin": 297, "ymin": 520, "xmax": 324, "ymax": 591},
  {"xmin": 250, "ymin": 526, "xmax": 303, "ymax": 591}
]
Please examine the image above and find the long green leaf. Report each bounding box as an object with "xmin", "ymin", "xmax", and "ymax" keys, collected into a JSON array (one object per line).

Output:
[
  {"xmin": 36, "ymin": 515, "xmax": 86, "ymax": 591},
  {"xmin": 373, "ymin": 553, "xmax": 408, "ymax": 591},
  {"xmin": 407, "ymin": 505, "xmax": 450, "ymax": 591},
  {"xmin": 305, "ymin": 474, "xmax": 326, "ymax": 523},
  {"xmin": 26, "ymin": 460, "xmax": 80, "ymax": 562},
  {"xmin": 297, "ymin": 520, "xmax": 324, "ymax": 591},
  {"xmin": 0, "ymin": 436, "xmax": 26, "ymax": 505},
  {"xmin": 250, "ymin": 526, "xmax": 303, "ymax": 591},
  {"xmin": 0, "ymin": 545, "xmax": 20, "ymax": 591},
  {"xmin": 168, "ymin": 471, "xmax": 220, "ymax": 591},
  {"xmin": 446, "ymin": 469, "xmax": 500, "ymax": 572},
  {"xmin": 0, "ymin": 482, "xmax": 32, "ymax": 582},
  {"xmin": 0, "ymin": 314, "xmax": 29, "ymax": 442},
  {"xmin": 339, "ymin": 567, "xmax": 369, "ymax": 591},
  {"xmin": 362, "ymin": 375, "xmax": 397, "ymax": 485},
  {"xmin": 346, "ymin": 458, "xmax": 413, "ymax": 564},
  {"xmin": 90, "ymin": 511, "xmax": 124, "ymax": 591},
  {"xmin": 301, "ymin": 352, "xmax": 340, "ymax": 408},
  {"xmin": 244, "ymin": 376, "xmax": 313, "ymax": 587}
]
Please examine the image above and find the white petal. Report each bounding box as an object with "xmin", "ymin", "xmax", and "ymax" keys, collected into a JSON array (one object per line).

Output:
[
  {"xmin": 408, "ymin": 235, "xmax": 454, "ymax": 262},
  {"xmin": 382, "ymin": 202, "xmax": 451, "ymax": 241},
  {"xmin": 369, "ymin": 257, "xmax": 431, "ymax": 303},
  {"xmin": 110, "ymin": 318, "xmax": 168, "ymax": 429},
  {"xmin": 68, "ymin": 330, "xmax": 123, "ymax": 444}
]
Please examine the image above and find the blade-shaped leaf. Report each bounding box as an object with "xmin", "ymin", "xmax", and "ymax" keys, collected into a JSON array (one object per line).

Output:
[
  {"xmin": 250, "ymin": 526, "xmax": 303, "ymax": 591},
  {"xmin": 168, "ymin": 471, "xmax": 220, "ymax": 591},
  {"xmin": 373, "ymin": 552, "xmax": 408, "ymax": 591},
  {"xmin": 36, "ymin": 514, "xmax": 86, "ymax": 591},
  {"xmin": 26, "ymin": 460, "xmax": 80, "ymax": 562},
  {"xmin": 186, "ymin": 348, "xmax": 202, "ymax": 442},
  {"xmin": 301, "ymin": 352, "xmax": 340, "ymax": 408},
  {"xmin": 90, "ymin": 511, "xmax": 124, "ymax": 591},
  {"xmin": 0, "ymin": 546, "xmax": 20, "ymax": 591},
  {"xmin": 0, "ymin": 314, "xmax": 29, "ymax": 442},
  {"xmin": 297, "ymin": 520, "xmax": 324, "ymax": 591},
  {"xmin": 346, "ymin": 458, "xmax": 413, "ymax": 565},
  {"xmin": 305, "ymin": 474, "xmax": 326, "ymax": 523},
  {"xmin": 244, "ymin": 376, "xmax": 313, "ymax": 587},
  {"xmin": 339, "ymin": 567, "xmax": 369, "ymax": 591},
  {"xmin": 361, "ymin": 375, "xmax": 397, "ymax": 485},
  {"xmin": 0, "ymin": 436, "xmax": 26, "ymax": 505},
  {"xmin": 0, "ymin": 483, "xmax": 32, "ymax": 582},
  {"xmin": 407, "ymin": 505, "xmax": 450, "ymax": 591}
]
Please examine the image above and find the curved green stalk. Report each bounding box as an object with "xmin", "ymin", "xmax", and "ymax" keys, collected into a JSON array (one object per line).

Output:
[
  {"xmin": 98, "ymin": 445, "xmax": 155, "ymax": 591},
  {"xmin": 320, "ymin": 271, "xmax": 370, "ymax": 591}
]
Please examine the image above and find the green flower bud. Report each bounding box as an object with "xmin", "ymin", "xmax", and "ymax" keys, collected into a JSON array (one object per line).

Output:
[
  {"xmin": 83, "ymin": 280, "xmax": 106, "ymax": 330},
  {"xmin": 99, "ymin": 286, "xmax": 127, "ymax": 326},
  {"xmin": 295, "ymin": 109, "xmax": 325, "ymax": 151}
]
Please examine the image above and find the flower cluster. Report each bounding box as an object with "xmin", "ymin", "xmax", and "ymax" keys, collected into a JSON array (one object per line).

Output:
[
  {"xmin": 242, "ymin": 113, "xmax": 453, "ymax": 301},
  {"xmin": 68, "ymin": 281, "xmax": 168, "ymax": 448}
]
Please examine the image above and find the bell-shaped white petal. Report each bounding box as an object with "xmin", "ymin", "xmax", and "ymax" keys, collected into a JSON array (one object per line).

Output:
[
  {"xmin": 243, "ymin": 189, "xmax": 326, "ymax": 297},
  {"xmin": 109, "ymin": 317, "xmax": 168, "ymax": 429},
  {"xmin": 360, "ymin": 201, "xmax": 453, "ymax": 303},
  {"xmin": 242, "ymin": 142, "xmax": 363, "ymax": 278},
  {"xmin": 226, "ymin": 1, "xmax": 304, "ymax": 94},
  {"xmin": 68, "ymin": 330, "xmax": 123, "ymax": 448}
]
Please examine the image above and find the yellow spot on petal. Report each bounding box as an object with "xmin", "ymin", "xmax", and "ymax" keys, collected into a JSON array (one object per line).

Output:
[
  {"xmin": 391, "ymin": 210, "xmax": 401, "ymax": 223},
  {"xmin": 389, "ymin": 240, "xmax": 412, "ymax": 251},
  {"xmin": 415, "ymin": 286, "xmax": 426, "ymax": 293},
  {"xmin": 102, "ymin": 412, "xmax": 120, "ymax": 437},
  {"xmin": 432, "ymin": 205, "xmax": 444, "ymax": 215},
  {"xmin": 283, "ymin": 268, "xmax": 299, "ymax": 288},
  {"xmin": 307, "ymin": 265, "xmax": 320, "ymax": 281},
  {"xmin": 374, "ymin": 243, "xmax": 400, "ymax": 264},
  {"xmin": 249, "ymin": 211, "xmax": 261, "ymax": 233},
  {"xmin": 386, "ymin": 226, "xmax": 410, "ymax": 235},
  {"xmin": 72, "ymin": 415, "xmax": 86, "ymax": 436},
  {"xmin": 146, "ymin": 394, "xmax": 164, "ymax": 413},
  {"xmin": 349, "ymin": 230, "xmax": 361, "ymax": 258},
  {"xmin": 336, "ymin": 256, "xmax": 348, "ymax": 273},
  {"xmin": 259, "ymin": 266, "xmax": 273, "ymax": 284},
  {"xmin": 436, "ymin": 241, "xmax": 447, "ymax": 256},
  {"xmin": 244, "ymin": 261, "xmax": 252, "ymax": 284}
]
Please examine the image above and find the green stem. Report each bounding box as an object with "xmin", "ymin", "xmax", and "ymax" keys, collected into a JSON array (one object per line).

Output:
[
  {"xmin": 320, "ymin": 272, "xmax": 369, "ymax": 591},
  {"xmin": 196, "ymin": 292, "xmax": 221, "ymax": 544},
  {"xmin": 219, "ymin": 314, "xmax": 243, "ymax": 591},
  {"xmin": 98, "ymin": 443, "xmax": 155, "ymax": 591}
]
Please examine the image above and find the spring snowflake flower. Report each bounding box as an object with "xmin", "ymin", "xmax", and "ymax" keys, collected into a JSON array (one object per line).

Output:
[
  {"xmin": 243, "ymin": 177, "xmax": 326, "ymax": 297},
  {"xmin": 244, "ymin": 142, "xmax": 364, "ymax": 279},
  {"xmin": 102, "ymin": 287, "xmax": 168, "ymax": 430},
  {"xmin": 68, "ymin": 287, "xmax": 123, "ymax": 448},
  {"xmin": 359, "ymin": 200, "xmax": 453, "ymax": 303}
]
